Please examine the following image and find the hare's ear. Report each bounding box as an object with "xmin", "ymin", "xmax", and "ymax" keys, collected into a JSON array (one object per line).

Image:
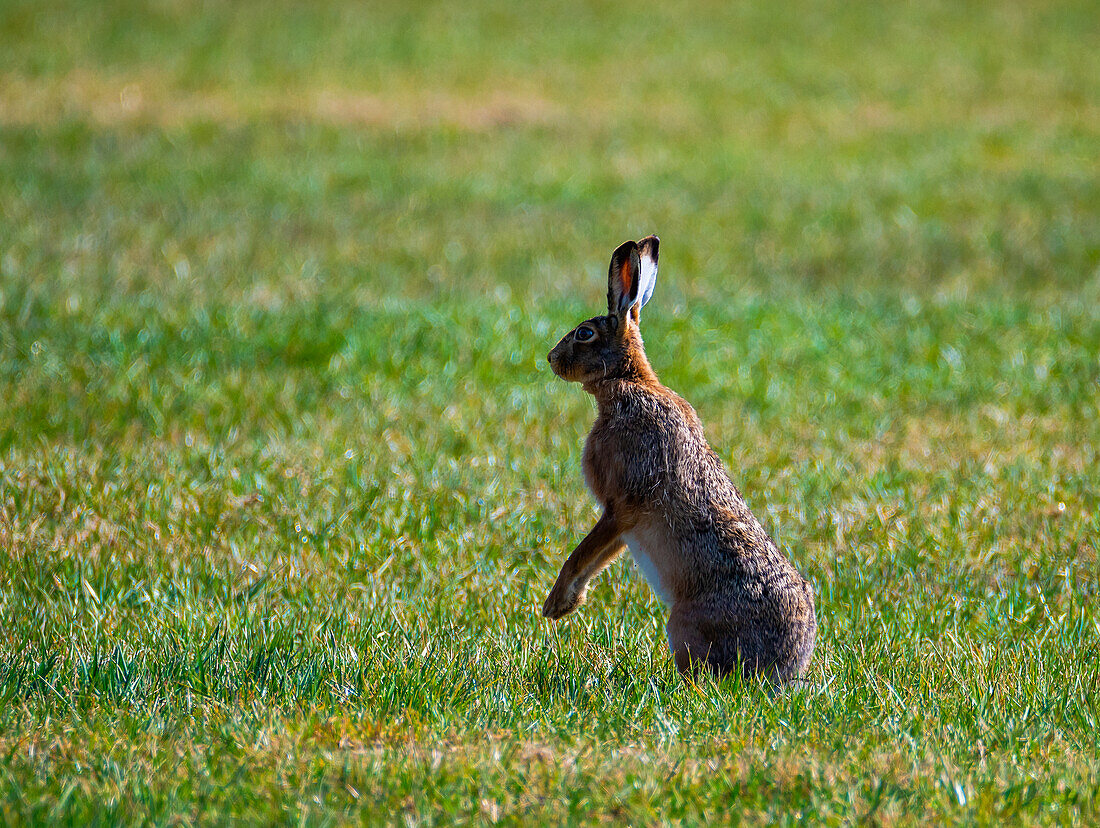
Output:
[
  {"xmin": 637, "ymin": 235, "xmax": 659, "ymax": 309},
  {"xmin": 607, "ymin": 240, "xmax": 642, "ymax": 321}
]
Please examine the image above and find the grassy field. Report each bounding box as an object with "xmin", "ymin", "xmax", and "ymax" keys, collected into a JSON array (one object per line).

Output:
[{"xmin": 1, "ymin": 0, "xmax": 1099, "ymax": 823}]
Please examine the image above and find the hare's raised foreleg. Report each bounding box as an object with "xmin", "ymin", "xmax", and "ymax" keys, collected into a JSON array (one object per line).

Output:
[{"xmin": 542, "ymin": 508, "xmax": 626, "ymax": 619}]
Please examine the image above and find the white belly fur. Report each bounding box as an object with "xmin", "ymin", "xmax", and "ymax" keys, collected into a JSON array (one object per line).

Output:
[{"xmin": 623, "ymin": 531, "xmax": 673, "ymax": 605}]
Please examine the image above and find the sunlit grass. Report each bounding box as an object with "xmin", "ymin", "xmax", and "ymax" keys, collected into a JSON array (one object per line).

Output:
[{"xmin": 1, "ymin": 0, "xmax": 1099, "ymax": 824}]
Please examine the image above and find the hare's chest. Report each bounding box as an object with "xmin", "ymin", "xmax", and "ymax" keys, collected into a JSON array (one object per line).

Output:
[
  {"xmin": 581, "ymin": 428, "xmax": 616, "ymax": 505},
  {"xmin": 623, "ymin": 528, "xmax": 674, "ymax": 605},
  {"xmin": 582, "ymin": 411, "xmax": 651, "ymax": 502}
]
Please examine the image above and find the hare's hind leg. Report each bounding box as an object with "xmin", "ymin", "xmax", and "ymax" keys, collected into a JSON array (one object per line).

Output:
[
  {"xmin": 666, "ymin": 603, "xmax": 734, "ymax": 678},
  {"xmin": 668, "ymin": 595, "xmax": 816, "ymax": 685},
  {"xmin": 667, "ymin": 602, "xmax": 784, "ymax": 681}
]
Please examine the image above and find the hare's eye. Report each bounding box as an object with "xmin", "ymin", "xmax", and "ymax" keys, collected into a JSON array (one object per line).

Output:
[{"xmin": 574, "ymin": 326, "xmax": 595, "ymax": 342}]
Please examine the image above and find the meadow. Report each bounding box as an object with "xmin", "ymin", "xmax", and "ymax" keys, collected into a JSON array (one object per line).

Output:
[{"xmin": 1, "ymin": 0, "xmax": 1099, "ymax": 823}]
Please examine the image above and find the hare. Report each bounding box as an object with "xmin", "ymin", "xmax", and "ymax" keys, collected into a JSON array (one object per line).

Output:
[{"xmin": 542, "ymin": 236, "xmax": 816, "ymax": 684}]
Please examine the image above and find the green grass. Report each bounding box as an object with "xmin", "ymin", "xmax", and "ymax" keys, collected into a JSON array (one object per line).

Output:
[{"xmin": 1, "ymin": 0, "xmax": 1099, "ymax": 824}]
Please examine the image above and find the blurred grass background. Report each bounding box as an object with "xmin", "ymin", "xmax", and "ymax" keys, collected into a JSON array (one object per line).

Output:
[{"xmin": 1, "ymin": 0, "xmax": 1099, "ymax": 824}]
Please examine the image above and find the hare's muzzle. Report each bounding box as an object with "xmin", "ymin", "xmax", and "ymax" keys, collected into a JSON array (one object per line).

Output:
[{"xmin": 547, "ymin": 340, "xmax": 569, "ymax": 379}]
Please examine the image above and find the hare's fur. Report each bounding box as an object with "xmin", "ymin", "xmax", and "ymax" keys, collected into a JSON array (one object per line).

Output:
[{"xmin": 543, "ymin": 237, "xmax": 816, "ymax": 684}]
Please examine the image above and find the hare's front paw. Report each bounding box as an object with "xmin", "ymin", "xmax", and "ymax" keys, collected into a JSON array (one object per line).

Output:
[{"xmin": 542, "ymin": 581, "xmax": 585, "ymax": 620}]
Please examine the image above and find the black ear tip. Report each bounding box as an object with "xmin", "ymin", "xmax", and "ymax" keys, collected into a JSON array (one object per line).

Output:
[
  {"xmin": 611, "ymin": 239, "xmax": 638, "ymax": 261},
  {"xmin": 638, "ymin": 235, "xmax": 659, "ymax": 257}
]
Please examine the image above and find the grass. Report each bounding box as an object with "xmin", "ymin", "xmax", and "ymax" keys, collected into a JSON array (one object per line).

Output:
[{"xmin": 1, "ymin": 0, "xmax": 1099, "ymax": 823}]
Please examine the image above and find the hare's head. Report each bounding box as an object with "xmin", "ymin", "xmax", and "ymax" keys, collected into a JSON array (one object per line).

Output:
[
  {"xmin": 545, "ymin": 234, "xmax": 655, "ymax": 387},
  {"xmin": 547, "ymin": 235, "xmax": 655, "ymax": 384},
  {"xmin": 548, "ymin": 236, "xmax": 659, "ymax": 387}
]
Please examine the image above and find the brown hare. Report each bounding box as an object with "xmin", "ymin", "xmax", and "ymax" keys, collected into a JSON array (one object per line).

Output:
[{"xmin": 542, "ymin": 236, "xmax": 816, "ymax": 684}]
